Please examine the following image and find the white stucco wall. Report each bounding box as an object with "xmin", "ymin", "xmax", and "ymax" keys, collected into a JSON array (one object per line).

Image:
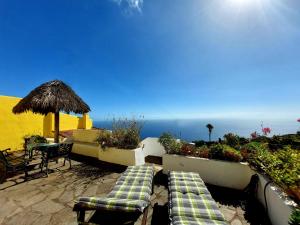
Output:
[
  {"xmin": 141, "ymin": 137, "xmax": 166, "ymax": 157},
  {"xmin": 163, "ymin": 154, "xmax": 254, "ymax": 190},
  {"xmin": 256, "ymin": 174, "xmax": 296, "ymax": 225},
  {"xmin": 98, "ymin": 147, "xmax": 145, "ymax": 166},
  {"xmin": 72, "ymin": 142, "xmax": 100, "ymax": 158}
]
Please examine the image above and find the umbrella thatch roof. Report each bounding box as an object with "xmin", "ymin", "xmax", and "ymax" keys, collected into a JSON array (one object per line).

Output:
[{"xmin": 13, "ymin": 80, "xmax": 90, "ymax": 115}]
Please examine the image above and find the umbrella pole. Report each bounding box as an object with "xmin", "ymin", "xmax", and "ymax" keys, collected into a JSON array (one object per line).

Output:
[{"xmin": 54, "ymin": 112, "xmax": 60, "ymax": 143}]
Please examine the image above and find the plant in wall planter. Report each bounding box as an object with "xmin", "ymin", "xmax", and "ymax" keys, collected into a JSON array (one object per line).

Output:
[
  {"xmin": 289, "ymin": 208, "xmax": 300, "ymax": 225},
  {"xmin": 97, "ymin": 118, "xmax": 143, "ymax": 150}
]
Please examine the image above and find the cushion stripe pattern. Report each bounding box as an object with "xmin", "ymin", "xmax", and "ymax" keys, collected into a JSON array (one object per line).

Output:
[
  {"xmin": 75, "ymin": 165, "xmax": 154, "ymax": 213},
  {"xmin": 169, "ymin": 171, "xmax": 227, "ymax": 225}
]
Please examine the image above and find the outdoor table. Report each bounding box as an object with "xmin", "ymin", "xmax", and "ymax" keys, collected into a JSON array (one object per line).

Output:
[{"xmin": 26, "ymin": 143, "xmax": 58, "ymax": 159}]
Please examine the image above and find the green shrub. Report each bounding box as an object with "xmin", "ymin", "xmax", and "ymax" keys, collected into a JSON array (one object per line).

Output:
[
  {"xmin": 210, "ymin": 144, "xmax": 225, "ymax": 160},
  {"xmin": 241, "ymin": 142, "xmax": 266, "ymax": 161},
  {"xmin": 158, "ymin": 133, "xmax": 182, "ymax": 154},
  {"xmin": 195, "ymin": 145, "xmax": 210, "ymax": 158},
  {"xmin": 269, "ymin": 134, "xmax": 300, "ymax": 150},
  {"xmin": 289, "ymin": 208, "xmax": 300, "ymax": 225},
  {"xmin": 239, "ymin": 137, "xmax": 250, "ymax": 145},
  {"xmin": 269, "ymin": 147, "xmax": 300, "ymax": 188},
  {"xmin": 223, "ymin": 133, "xmax": 240, "ymax": 148},
  {"xmin": 209, "ymin": 144, "xmax": 242, "ymax": 162},
  {"xmin": 249, "ymin": 146, "xmax": 300, "ymax": 190},
  {"xmin": 97, "ymin": 130, "xmax": 114, "ymax": 149},
  {"xmin": 97, "ymin": 118, "xmax": 142, "ymax": 150},
  {"xmin": 24, "ymin": 135, "xmax": 48, "ymax": 145},
  {"xmin": 223, "ymin": 145, "xmax": 242, "ymax": 162},
  {"xmin": 159, "ymin": 132, "xmax": 175, "ymax": 153}
]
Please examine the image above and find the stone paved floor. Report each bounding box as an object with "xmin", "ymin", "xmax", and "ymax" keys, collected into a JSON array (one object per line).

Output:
[{"xmin": 0, "ymin": 159, "xmax": 261, "ymax": 225}]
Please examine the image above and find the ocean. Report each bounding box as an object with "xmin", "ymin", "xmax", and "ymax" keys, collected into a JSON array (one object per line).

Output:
[{"xmin": 93, "ymin": 119, "xmax": 299, "ymax": 142}]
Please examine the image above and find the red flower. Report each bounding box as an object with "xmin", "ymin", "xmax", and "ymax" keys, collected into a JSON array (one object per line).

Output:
[
  {"xmin": 297, "ymin": 118, "xmax": 300, "ymax": 123},
  {"xmin": 262, "ymin": 127, "xmax": 271, "ymax": 136}
]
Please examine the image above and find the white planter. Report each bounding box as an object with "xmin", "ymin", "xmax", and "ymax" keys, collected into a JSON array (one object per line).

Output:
[
  {"xmin": 256, "ymin": 173, "xmax": 297, "ymax": 225},
  {"xmin": 72, "ymin": 142, "xmax": 100, "ymax": 158},
  {"xmin": 98, "ymin": 147, "xmax": 145, "ymax": 166},
  {"xmin": 163, "ymin": 154, "xmax": 254, "ymax": 190},
  {"xmin": 71, "ymin": 141, "xmax": 145, "ymax": 166}
]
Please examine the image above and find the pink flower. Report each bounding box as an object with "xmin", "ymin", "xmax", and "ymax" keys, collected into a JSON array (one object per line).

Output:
[
  {"xmin": 262, "ymin": 127, "xmax": 271, "ymax": 136},
  {"xmin": 297, "ymin": 118, "xmax": 300, "ymax": 123}
]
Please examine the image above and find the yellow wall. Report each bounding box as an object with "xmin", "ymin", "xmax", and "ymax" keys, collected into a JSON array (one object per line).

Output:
[
  {"xmin": 0, "ymin": 96, "xmax": 93, "ymax": 151},
  {"xmin": 43, "ymin": 113, "xmax": 93, "ymax": 137}
]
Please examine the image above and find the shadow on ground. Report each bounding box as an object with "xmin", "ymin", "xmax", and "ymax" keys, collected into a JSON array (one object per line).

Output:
[
  {"xmin": 207, "ymin": 184, "xmax": 272, "ymax": 225},
  {"xmin": 151, "ymin": 203, "xmax": 169, "ymax": 225}
]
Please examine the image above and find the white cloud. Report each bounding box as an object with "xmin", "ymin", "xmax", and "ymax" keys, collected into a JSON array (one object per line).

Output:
[{"xmin": 112, "ymin": 0, "xmax": 143, "ymax": 13}]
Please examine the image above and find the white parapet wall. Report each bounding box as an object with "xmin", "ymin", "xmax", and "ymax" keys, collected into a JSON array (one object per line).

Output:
[
  {"xmin": 141, "ymin": 137, "xmax": 166, "ymax": 157},
  {"xmin": 163, "ymin": 154, "xmax": 254, "ymax": 190},
  {"xmin": 68, "ymin": 129, "xmax": 101, "ymax": 158},
  {"xmin": 256, "ymin": 174, "xmax": 297, "ymax": 225},
  {"xmin": 72, "ymin": 142, "xmax": 100, "ymax": 158},
  {"xmin": 98, "ymin": 147, "xmax": 145, "ymax": 166}
]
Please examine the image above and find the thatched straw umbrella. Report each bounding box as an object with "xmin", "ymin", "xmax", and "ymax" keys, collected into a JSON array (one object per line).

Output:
[{"xmin": 13, "ymin": 80, "xmax": 90, "ymax": 143}]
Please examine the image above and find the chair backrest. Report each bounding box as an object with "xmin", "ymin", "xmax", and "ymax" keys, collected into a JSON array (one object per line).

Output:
[
  {"xmin": 0, "ymin": 150, "xmax": 9, "ymax": 165},
  {"xmin": 58, "ymin": 143, "xmax": 73, "ymax": 156}
]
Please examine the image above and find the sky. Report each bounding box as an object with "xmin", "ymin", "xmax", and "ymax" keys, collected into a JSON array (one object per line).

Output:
[{"xmin": 0, "ymin": 0, "xmax": 300, "ymax": 120}]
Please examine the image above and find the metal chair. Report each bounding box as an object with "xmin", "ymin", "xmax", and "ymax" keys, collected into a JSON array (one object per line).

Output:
[
  {"xmin": 40, "ymin": 143, "xmax": 73, "ymax": 175},
  {"xmin": 0, "ymin": 148, "xmax": 29, "ymax": 184}
]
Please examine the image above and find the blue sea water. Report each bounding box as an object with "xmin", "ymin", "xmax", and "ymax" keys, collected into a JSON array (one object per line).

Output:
[{"xmin": 93, "ymin": 119, "xmax": 299, "ymax": 142}]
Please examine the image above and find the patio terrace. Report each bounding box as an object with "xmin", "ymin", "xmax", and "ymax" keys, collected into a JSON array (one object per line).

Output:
[{"xmin": 0, "ymin": 155, "xmax": 271, "ymax": 225}]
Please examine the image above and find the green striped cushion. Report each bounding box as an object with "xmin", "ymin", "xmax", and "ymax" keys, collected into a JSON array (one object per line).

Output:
[
  {"xmin": 169, "ymin": 171, "xmax": 227, "ymax": 225},
  {"xmin": 171, "ymin": 216, "xmax": 228, "ymax": 225},
  {"xmin": 75, "ymin": 197, "xmax": 148, "ymax": 212},
  {"xmin": 170, "ymin": 191, "xmax": 225, "ymax": 221},
  {"xmin": 75, "ymin": 165, "xmax": 154, "ymax": 213}
]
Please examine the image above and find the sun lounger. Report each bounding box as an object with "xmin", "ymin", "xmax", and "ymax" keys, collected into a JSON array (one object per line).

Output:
[
  {"xmin": 168, "ymin": 171, "xmax": 228, "ymax": 225},
  {"xmin": 73, "ymin": 165, "xmax": 154, "ymax": 225}
]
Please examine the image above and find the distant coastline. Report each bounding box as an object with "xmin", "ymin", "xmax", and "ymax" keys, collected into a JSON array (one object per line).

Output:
[{"xmin": 93, "ymin": 118, "xmax": 299, "ymax": 142}]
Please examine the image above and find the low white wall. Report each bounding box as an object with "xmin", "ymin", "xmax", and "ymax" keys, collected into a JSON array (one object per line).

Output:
[
  {"xmin": 256, "ymin": 174, "xmax": 296, "ymax": 225},
  {"xmin": 141, "ymin": 137, "xmax": 166, "ymax": 157},
  {"xmin": 98, "ymin": 147, "xmax": 145, "ymax": 166},
  {"xmin": 163, "ymin": 154, "xmax": 253, "ymax": 190},
  {"xmin": 72, "ymin": 142, "xmax": 100, "ymax": 158},
  {"xmin": 69, "ymin": 129, "xmax": 145, "ymax": 166},
  {"xmin": 71, "ymin": 141, "xmax": 145, "ymax": 166}
]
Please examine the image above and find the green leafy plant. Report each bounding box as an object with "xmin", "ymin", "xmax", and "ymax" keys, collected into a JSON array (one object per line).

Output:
[
  {"xmin": 209, "ymin": 144, "xmax": 242, "ymax": 162},
  {"xmin": 24, "ymin": 135, "xmax": 48, "ymax": 145},
  {"xmin": 241, "ymin": 142, "xmax": 266, "ymax": 161},
  {"xmin": 223, "ymin": 145, "xmax": 242, "ymax": 162},
  {"xmin": 249, "ymin": 145, "xmax": 300, "ymax": 200},
  {"xmin": 158, "ymin": 133, "xmax": 182, "ymax": 154},
  {"xmin": 289, "ymin": 208, "xmax": 300, "ymax": 225},
  {"xmin": 210, "ymin": 144, "xmax": 224, "ymax": 160},
  {"xmin": 195, "ymin": 145, "xmax": 210, "ymax": 158},
  {"xmin": 223, "ymin": 133, "xmax": 240, "ymax": 148}
]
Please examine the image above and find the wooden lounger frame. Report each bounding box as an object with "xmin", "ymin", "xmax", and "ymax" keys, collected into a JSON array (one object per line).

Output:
[{"xmin": 75, "ymin": 205, "xmax": 150, "ymax": 225}]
